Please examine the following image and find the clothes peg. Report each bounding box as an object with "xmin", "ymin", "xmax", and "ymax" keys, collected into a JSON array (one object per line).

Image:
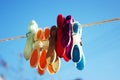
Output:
[
  {"xmin": 37, "ymin": 64, "xmax": 46, "ymax": 75},
  {"xmin": 24, "ymin": 20, "xmax": 38, "ymax": 60},
  {"xmin": 38, "ymin": 49, "xmax": 47, "ymax": 71},
  {"xmin": 61, "ymin": 15, "xmax": 73, "ymax": 47},
  {"xmin": 38, "ymin": 28, "xmax": 50, "ymax": 70},
  {"xmin": 62, "ymin": 15, "xmax": 74, "ymax": 62},
  {"xmin": 76, "ymin": 52, "xmax": 85, "ymax": 70},
  {"xmin": 30, "ymin": 27, "xmax": 50, "ymax": 75},
  {"xmin": 63, "ymin": 36, "xmax": 73, "ymax": 62},
  {"xmin": 30, "ymin": 29, "xmax": 44, "ymax": 68},
  {"xmin": 71, "ymin": 21, "xmax": 83, "ymax": 63},
  {"xmin": 55, "ymin": 14, "xmax": 66, "ymax": 58},
  {"xmin": 46, "ymin": 25, "xmax": 61, "ymax": 74},
  {"xmin": 46, "ymin": 25, "xmax": 57, "ymax": 65},
  {"xmin": 47, "ymin": 53, "xmax": 60, "ymax": 75}
]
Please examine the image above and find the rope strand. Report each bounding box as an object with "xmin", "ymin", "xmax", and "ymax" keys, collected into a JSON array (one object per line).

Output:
[
  {"xmin": 0, "ymin": 17, "xmax": 120, "ymax": 42},
  {"xmin": 82, "ymin": 18, "xmax": 120, "ymax": 27},
  {"xmin": 0, "ymin": 35, "xmax": 26, "ymax": 42}
]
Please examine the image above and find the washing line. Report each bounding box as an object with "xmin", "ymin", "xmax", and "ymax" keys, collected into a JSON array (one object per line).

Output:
[
  {"xmin": 82, "ymin": 18, "xmax": 120, "ymax": 27},
  {"xmin": 0, "ymin": 17, "xmax": 120, "ymax": 42}
]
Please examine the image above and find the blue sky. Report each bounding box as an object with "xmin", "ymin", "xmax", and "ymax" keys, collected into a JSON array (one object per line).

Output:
[{"xmin": 0, "ymin": 0, "xmax": 120, "ymax": 80}]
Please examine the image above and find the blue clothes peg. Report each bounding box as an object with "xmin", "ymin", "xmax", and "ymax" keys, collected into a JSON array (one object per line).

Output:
[
  {"xmin": 71, "ymin": 21, "xmax": 83, "ymax": 63},
  {"xmin": 76, "ymin": 53, "xmax": 85, "ymax": 70}
]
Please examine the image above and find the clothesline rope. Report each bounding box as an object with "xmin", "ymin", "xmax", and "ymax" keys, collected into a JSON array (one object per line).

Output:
[
  {"xmin": 82, "ymin": 18, "xmax": 120, "ymax": 27},
  {"xmin": 0, "ymin": 35, "xmax": 26, "ymax": 42},
  {"xmin": 0, "ymin": 17, "xmax": 120, "ymax": 42}
]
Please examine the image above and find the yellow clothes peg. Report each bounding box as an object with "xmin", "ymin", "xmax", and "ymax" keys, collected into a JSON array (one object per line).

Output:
[{"xmin": 47, "ymin": 54, "xmax": 60, "ymax": 74}]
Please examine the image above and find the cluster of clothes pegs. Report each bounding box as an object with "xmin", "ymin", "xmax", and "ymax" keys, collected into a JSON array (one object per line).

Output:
[{"xmin": 24, "ymin": 14, "xmax": 85, "ymax": 76}]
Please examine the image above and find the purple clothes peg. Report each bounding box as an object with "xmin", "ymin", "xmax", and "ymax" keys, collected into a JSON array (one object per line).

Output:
[
  {"xmin": 62, "ymin": 15, "xmax": 74, "ymax": 62},
  {"xmin": 61, "ymin": 15, "xmax": 73, "ymax": 48},
  {"xmin": 64, "ymin": 36, "xmax": 73, "ymax": 60}
]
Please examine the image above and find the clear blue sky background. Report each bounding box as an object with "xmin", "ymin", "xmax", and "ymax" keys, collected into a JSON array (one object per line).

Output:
[{"xmin": 0, "ymin": 0, "xmax": 120, "ymax": 80}]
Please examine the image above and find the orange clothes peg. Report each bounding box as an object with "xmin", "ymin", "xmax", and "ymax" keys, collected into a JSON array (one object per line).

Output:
[
  {"xmin": 37, "ymin": 65, "xmax": 46, "ymax": 75},
  {"xmin": 30, "ymin": 29, "xmax": 44, "ymax": 68},
  {"xmin": 30, "ymin": 48, "xmax": 39, "ymax": 68},
  {"xmin": 36, "ymin": 28, "xmax": 50, "ymax": 75},
  {"xmin": 38, "ymin": 49, "xmax": 47, "ymax": 70}
]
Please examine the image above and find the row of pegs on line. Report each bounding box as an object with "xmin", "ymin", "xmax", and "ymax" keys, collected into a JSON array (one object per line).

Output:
[{"xmin": 24, "ymin": 14, "xmax": 85, "ymax": 75}]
